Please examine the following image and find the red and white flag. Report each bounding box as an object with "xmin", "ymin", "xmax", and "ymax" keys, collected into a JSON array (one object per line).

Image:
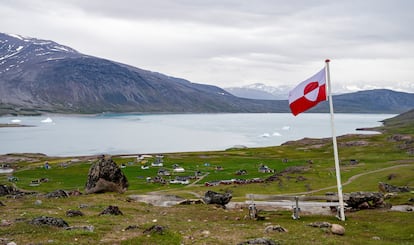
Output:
[{"xmin": 288, "ymin": 67, "xmax": 327, "ymax": 116}]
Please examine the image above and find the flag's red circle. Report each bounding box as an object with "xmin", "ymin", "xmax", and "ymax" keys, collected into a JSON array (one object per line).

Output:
[{"xmin": 303, "ymin": 81, "xmax": 320, "ymax": 102}]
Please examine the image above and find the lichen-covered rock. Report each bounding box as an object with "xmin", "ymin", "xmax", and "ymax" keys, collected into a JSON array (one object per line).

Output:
[
  {"xmin": 85, "ymin": 157, "xmax": 128, "ymax": 194},
  {"xmin": 30, "ymin": 216, "xmax": 69, "ymax": 228}
]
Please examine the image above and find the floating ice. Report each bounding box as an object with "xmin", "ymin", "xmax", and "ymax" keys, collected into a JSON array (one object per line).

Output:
[
  {"xmin": 11, "ymin": 119, "xmax": 21, "ymax": 123},
  {"xmin": 272, "ymin": 132, "xmax": 281, "ymax": 136},
  {"xmin": 282, "ymin": 126, "xmax": 290, "ymax": 130},
  {"xmin": 41, "ymin": 117, "xmax": 53, "ymax": 123}
]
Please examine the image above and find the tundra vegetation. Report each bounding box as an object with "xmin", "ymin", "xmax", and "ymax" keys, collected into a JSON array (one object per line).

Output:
[{"xmin": 1, "ymin": 111, "xmax": 413, "ymax": 244}]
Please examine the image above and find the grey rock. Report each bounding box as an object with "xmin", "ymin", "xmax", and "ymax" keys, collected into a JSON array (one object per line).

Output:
[
  {"xmin": 143, "ymin": 225, "xmax": 166, "ymax": 235},
  {"xmin": 85, "ymin": 157, "xmax": 129, "ymax": 194},
  {"xmin": 264, "ymin": 225, "xmax": 288, "ymax": 233},
  {"xmin": 331, "ymin": 224, "xmax": 345, "ymax": 235},
  {"xmin": 237, "ymin": 238, "xmax": 280, "ymax": 245},
  {"xmin": 65, "ymin": 225, "xmax": 94, "ymax": 232},
  {"xmin": 378, "ymin": 182, "xmax": 411, "ymax": 193},
  {"xmin": 203, "ymin": 190, "xmax": 232, "ymax": 207},
  {"xmin": 45, "ymin": 189, "xmax": 69, "ymax": 198},
  {"xmin": 308, "ymin": 222, "xmax": 332, "ymax": 228},
  {"xmin": 30, "ymin": 216, "xmax": 69, "ymax": 228},
  {"xmin": 99, "ymin": 205, "xmax": 123, "ymax": 216},
  {"xmin": 346, "ymin": 192, "xmax": 388, "ymax": 209},
  {"xmin": 66, "ymin": 210, "xmax": 84, "ymax": 217}
]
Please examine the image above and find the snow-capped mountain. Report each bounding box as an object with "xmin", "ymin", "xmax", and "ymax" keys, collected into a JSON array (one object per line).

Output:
[
  {"xmin": 224, "ymin": 83, "xmax": 290, "ymax": 100},
  {"xmin": 0, "ymin": 33, "xmax": 80, "ymax": 74},
  {"xmin": 0, "ymin": 33, "xmax": 289, "ymax": 115}
]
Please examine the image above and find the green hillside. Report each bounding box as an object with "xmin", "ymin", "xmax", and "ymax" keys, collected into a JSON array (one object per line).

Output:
[{"xmin": 1, "ymin": 113, "xmax": 413, "ymax": 244}]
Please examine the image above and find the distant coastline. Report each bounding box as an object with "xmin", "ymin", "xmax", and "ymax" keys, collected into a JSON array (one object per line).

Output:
[{"xmin": 0, "ymin": 123, "xmax": 33, "ymax": 128}]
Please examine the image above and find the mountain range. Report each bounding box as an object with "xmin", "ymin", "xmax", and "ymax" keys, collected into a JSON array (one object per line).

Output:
[
  {"xmin": 224, "ymin": 83, "xmax": 290, "ymax": 100},
  {"xmin": 1, "ymin": 33, "xmax": 413, "ymax": 115}
]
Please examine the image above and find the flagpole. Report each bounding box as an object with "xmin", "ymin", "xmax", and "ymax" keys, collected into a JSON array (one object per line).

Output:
[{"xmin": 325, "ymin": 59, "xmax": 346, "ymax": 221}]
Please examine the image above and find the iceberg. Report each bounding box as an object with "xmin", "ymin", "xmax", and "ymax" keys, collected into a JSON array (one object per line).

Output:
[
  {"xmin": 260, "ymin": 133, "xmax": 270, "ymax": 138},
  {"xmin": 41, "ymin": 117, "xmax": 53, "ymax": 123}
]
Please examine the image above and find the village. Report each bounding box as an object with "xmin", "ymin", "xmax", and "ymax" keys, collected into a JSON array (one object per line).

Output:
[{"xmin": 131, "ymin": 154, "xmax": 275, "ymax": 187}]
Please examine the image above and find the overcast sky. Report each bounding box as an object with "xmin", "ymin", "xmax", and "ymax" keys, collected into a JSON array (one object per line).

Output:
[{"xmin": 1, "ymin": 0, "xmax": 413, "ymax": 92}]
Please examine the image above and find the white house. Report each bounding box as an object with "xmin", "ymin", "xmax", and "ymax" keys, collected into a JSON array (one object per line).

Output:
[{"xmin": 173, "ymin": 167, "xmax": 185, "ymax": 173}]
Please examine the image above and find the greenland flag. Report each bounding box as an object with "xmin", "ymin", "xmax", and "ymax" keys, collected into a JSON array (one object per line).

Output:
[{"xmin": 288, "ymin": 67, "xmax": 327, "ymax": 116}]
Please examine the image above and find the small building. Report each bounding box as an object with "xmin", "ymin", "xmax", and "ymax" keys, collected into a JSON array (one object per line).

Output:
[
  {"xmin": 158, "ymin": 169, "xmax": 171, "ymax": 176},
  {"xmin": 170, "ymin": 176, "xmax": 189, "ymax": 185},
  {"xmin": 173, "ymin": 164, "xmax": 185, "ymax": 173},
  {"xmin": 152, "ymin": 156, "xmax": 164, "ymax": 167},
  {"xmin": 258, "ymin": 165, "xmax": 274, "ymax": 173},
  {"xmin": 173, "ymin": 167, "xmax": 185, "ymax": 173}
]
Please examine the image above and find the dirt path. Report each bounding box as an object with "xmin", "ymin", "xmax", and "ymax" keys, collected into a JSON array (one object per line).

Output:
[{"xmin": 187, "ymin": 172, "xmax": 209, "ymax": 187}]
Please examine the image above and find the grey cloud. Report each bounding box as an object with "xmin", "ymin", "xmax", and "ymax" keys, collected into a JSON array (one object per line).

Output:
[{"xmin": 0, "ymin": 0, "xmax": 413, "ymax": 91}]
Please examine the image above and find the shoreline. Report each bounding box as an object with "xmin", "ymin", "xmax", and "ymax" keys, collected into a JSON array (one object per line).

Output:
[{"xmin": 0, "ymin": 123, "xmax": 33, "ymax": 128}]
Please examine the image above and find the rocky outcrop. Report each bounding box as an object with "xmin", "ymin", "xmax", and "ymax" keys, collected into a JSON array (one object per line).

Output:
[
  {"xmin": 378, "ymin": 182, "xmax": 411, "ymax": 193},
  {"xmin": 345, "ymin": 192, "xmax": 389, "ymax": 210},
  {"xmin": 85, "ymin": 157, "xmax": 128, "ymax": 194},
  {"xmin": 0, "ymin": 184, "xmax": 35, "ymax": 198}
]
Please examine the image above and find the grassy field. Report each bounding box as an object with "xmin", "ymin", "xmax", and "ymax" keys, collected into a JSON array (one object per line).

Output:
[{"xmin": 1, "ymin": 111, "xmax": 413, "ymax": 244}]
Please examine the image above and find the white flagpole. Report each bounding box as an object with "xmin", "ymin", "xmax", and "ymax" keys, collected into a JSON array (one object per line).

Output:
[{"xmin": 325, "ymin": 59, "xmax": 346, "ymax": 221}]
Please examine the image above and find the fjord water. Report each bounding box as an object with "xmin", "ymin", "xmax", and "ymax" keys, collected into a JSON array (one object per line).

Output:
[{"xmin": 0, "ymin": 113, "xmax": 393, "ymax": 156}]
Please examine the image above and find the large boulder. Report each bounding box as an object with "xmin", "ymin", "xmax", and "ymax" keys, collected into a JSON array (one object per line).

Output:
[
  {"xmin": 331, "ymin": 224, "xmax": 345, "ymax": 235},
  {"xmin": 345, "ymin": 192, "xmax": 388, "ymax": 209},
  {"xmin": 0, "ymin": 184, "xmax": 34, "ymax": 197},
  {"xmin": 203, "ymin": 190, "xmax": 232, "ymax": 207},
  {"xmin": 85, "ymin": 157, "xmax": 128, "ymax": 194}
]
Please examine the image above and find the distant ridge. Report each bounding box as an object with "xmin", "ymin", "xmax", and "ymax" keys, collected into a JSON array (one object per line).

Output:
[
  {"xmin": 1, "ymin": 33, "xmax": 413, "ymax": 115},
  {"xmin": 310, "ymin": 89, "xmax": 414, "ymax": 114}
]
